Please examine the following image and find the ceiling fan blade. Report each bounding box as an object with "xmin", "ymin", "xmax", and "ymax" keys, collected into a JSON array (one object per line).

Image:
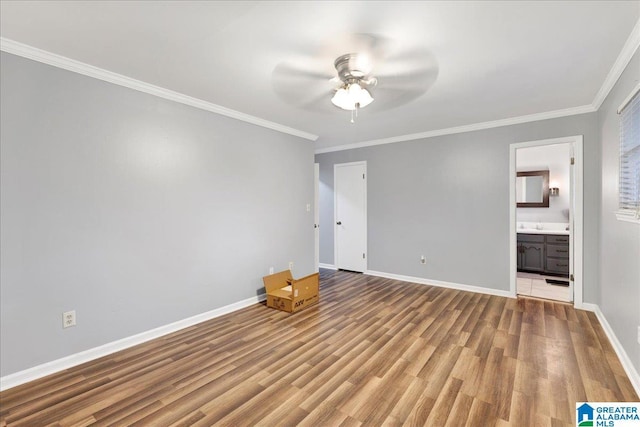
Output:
[
  {"xmin": 372, "ymin": 47, "xmax": 439, "ymax": 101},
  {"xmin": 272, "ymin": 62, "xmax": 336, "ymax": 107},
  {"xmin": 272, "ymin": 63, "xmax": 332, "ymax": 81},
  {"xmin": 319, "ymin": 33, "xmax": 393, "ymax": 70},
  {"xmin": 300, "ymin": 91, "xmax": 337, "ymax": 113},
  {"xmin": 367, "ymin": 65, "xmax": 438, "ymax": 111},
  {"xmin": 369, "ymin": 87, "xmax": 428, "ymax": 110},
  {"xmin": 374, "ymin": 48, "xmax": 438, "ymax": 77},
  {"xmin": 375, "ymin": 67, "xmax": 439, "ymax": 91}
]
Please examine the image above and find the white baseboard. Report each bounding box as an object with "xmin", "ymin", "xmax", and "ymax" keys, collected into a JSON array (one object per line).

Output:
[
  {"xmin": 579, "ymin": 302, "xmax": 599, "ymax": 312},
  {"xmin": 4, "ymin": 283, "xmax": 638, "ymax": 400},
  {"xmin": 365, "ymin": 270, "xmax": 514, "ymax": 298},
  {"xmin": 0, "ymin": 294, "xmax": 267, "ymax": 392},
  {"xmin": 319, "ymin": 263, "xmax": 337, "ymax": 270},
  {"xmin": 581, "ymin": 304, "xmax": 640, "ymax": 397}
]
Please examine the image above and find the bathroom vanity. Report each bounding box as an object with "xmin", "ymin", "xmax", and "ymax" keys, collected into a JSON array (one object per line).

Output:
[{"xmin": 517, "ymin": 229, "xmax": 570, "ymax": 277}]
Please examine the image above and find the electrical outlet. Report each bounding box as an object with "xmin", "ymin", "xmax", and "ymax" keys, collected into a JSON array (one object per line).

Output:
[
  {"xmin": 637, "ymin": 326, "xmax": 640, "ymax": 345},
  {"xmin": 289, "ymin": 261, "xmax": 294, "ymax": 271},
  {"xmin": 420, "ymin": 255, "xmax": 426, "ymax": 264},
  {"xmin": 306, "ymin": 203, "xmax": 311, "ymax": 212},
  {"xmin": 269, "ymin": 267, "xmax": 274, "ymax": 275},
  {"xmin": 63, "ymin": 310, "xmax": 76, "ymax": 328}
]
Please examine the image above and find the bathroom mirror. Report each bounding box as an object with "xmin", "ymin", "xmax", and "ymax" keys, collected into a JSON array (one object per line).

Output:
[{"xmin": 516, "ymin": 170, "xmax": 549, "ymax": 207}]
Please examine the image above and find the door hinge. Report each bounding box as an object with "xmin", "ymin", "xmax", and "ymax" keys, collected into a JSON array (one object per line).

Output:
[
  {"xmin": 363, "ymin": 253, "xmax": 366, "ymax": 259},
  {"xmin": 363, "ymin": 173, "xmax": 365, "ymax": 179},
  {"xmin": 570, "ymin": 273, "xmax": 574, "ymax": 281},
  {"xmin": 570, "ymin": 157, "xmax": 575, "ymax": 165}
]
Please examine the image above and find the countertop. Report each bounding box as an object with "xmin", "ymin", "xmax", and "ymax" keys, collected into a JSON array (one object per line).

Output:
[{"xmin": 517, "ymin": 228, "xmax": 570, "ymax": 235}]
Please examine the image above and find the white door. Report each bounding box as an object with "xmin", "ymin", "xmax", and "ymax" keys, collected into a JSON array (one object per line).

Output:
[
  {"xmin": 314, "ymin": 163, "xmax": 320, "ymax": 272},
  {"xmin": 334, "ymin": 162, "xmax": 367, "ymax": 272}
]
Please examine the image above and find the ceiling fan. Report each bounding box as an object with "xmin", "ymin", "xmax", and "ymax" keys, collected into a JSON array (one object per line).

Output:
[
  {"xmin": 329, "ymin": 53, "xmax": 377, "ymax": 121},
  {"xmin": 271, "ymin": 34, "xmax": 439, "ymax": 121},
  {"xmin": 331, "ymin": 53, "xmax": 378, "ymax": 110}
]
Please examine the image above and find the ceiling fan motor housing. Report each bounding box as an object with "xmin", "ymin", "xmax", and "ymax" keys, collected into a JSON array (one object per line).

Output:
[{"xmin": 334, "ymin": 53, "xmax": 371, "ymax": 83}]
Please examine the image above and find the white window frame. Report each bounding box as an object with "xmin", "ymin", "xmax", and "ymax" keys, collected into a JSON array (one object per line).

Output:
[{"xmin": 615, "ymin": 83, "xmax": 640, "ymax": 224}]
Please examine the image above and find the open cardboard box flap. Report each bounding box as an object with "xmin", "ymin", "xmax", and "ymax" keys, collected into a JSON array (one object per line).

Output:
[{"xmin": 262, "ymin": 270, "xmax": 319, "ymax": 313}]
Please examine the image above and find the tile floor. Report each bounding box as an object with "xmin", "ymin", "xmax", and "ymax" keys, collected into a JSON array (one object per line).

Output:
[{"xmin": 517, "ymin": 271, "xmax": 572, "ymax": 302}]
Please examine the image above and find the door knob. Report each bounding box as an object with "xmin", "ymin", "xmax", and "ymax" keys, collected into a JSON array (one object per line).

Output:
[{"xmin": 336, "ymin": 221, "xmax": 342, "ymax": 225}]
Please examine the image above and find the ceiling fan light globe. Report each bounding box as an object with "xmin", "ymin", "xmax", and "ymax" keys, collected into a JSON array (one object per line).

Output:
[
  {"xmin": 348, "ymin": 82, "xmax": 362, "ymax": 96},
  {"xmin": 331, "ymin": 83, "xmax": 373, "ymax": 110},
  {"xmin": 357, "ymin": 88, "xmax": 374, "ymax": 108},
  {"xmin": 331, "ymin": 88, "xmax": 354, "ymax": 110}
]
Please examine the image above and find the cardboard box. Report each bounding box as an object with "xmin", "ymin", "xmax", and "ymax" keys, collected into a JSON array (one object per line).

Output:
[{"xmin": 262, "ymin": 270, "xmax": 319, "ymax": 313}]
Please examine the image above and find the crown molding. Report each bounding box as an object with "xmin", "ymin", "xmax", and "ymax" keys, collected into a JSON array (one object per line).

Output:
[
  {"xmin": 314, "ymin": 104, "xmax": 595, "ymax": 154},
  {"xmin": 592, "ymin": 18, "xmax": 640, "ymax": 110},
  {"xmin": 3, "ymin": 12, "xmax": 638, "ymax": 153},
  {"xmin": 315, "ymin": 18, "xmax": 639, "ymax": 155},
  {"xmin": 0, "ymin": 37, "xmax": 318, "ymax": 142}
]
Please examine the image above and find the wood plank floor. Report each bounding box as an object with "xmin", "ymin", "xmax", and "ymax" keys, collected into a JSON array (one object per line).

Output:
[{"xmin": 1, "ymin": 269, "xmax": 637, "ymax": 426}]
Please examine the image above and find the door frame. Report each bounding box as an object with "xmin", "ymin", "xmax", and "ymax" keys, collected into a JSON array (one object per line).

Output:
[
  {"xmin": 333, "ymin": 161, "xmax": 367, "ymax": 271},
  {"xmin": 314, "ymin": 163, "xmax": 320, "ymax": 272},
  {"xmin": 509, "ymin": 135, "xmax": 584, "ymax": 308}
]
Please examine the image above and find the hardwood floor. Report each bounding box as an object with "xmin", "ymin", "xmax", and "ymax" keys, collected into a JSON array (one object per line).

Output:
[{"xmin": 1, "ymin": 269, "xmax": 637, "ymax": 426}]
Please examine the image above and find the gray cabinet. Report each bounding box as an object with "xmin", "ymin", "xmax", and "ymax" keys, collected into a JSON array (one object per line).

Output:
[
  {"xmin": 545, "ymin": 235, "xmax": 569, "ymax": 276},
  {"xmin": 517, "ymin": 234, "xmax": 545, "ymax": 272},
  {"xmin": 517, "ymin": 233, "xmax": 569, "ymax": 277}
]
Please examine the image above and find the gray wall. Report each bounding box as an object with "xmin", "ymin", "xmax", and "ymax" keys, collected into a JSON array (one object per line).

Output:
[
  {"xmin": 598, "ymin": 49, "xmax": 640, "ymax": 371},
  {"xmin": 0, "ymin": 53, "xmax": 315, "ymax": 376},
  {"xmin": 316, "ymin": 113, "xmax": 600, "ymax": 299}
]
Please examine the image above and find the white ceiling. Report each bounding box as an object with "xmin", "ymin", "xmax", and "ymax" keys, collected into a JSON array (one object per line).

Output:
[{"xmin": 1, "ymin": 1, "xmax": 638, "ymax": 151}]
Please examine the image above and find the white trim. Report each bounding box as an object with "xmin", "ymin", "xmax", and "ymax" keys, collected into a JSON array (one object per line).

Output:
[
  {"xmin": 580, "ymin": 302, "xmax": 599, "ymax": 312},
  {"xmin": 314, "ymin": 105, "xmax": 595, "ymax": 154},
  {"xmin": 581, "ymin": 304, "xmax": 640, "ymax": 397},
  {"xmin": 365, "ymin": 270, "xmax": 513, "ymax": 298},
  {"xmin": 593, "ymin": 18, "xmax": 640, "ymax": 111},
  {"xmin": 573, "ymin": 138, "xmax": 585, "ymax": 309},
  {"xmin": 509, "ymin": 135, "xmax": 584, "ymax": 308},
  {"xmin": 333, "ymin": 161, "xmax": 368, "ymax": 272},
  {"xmin": 615, "ymin": 210, "xmax": 640, "ymax": 224},
  {"xmin": 509, "ymin": 145, "xmax": 518, "ymax": 298},
  {"xmin": 314, "ymin": 163, "xmax": 320, "ymax": 272},
  {"xmin": 0, "ymin": 293, "xmax": 266, "ymax": 392},
  {"xmin": 0, "ymin": 37, "xmax": 318, "ymax": 142},
  {"xmin": 319, "ymin": 263, "xmax": 337, "ymax": 270},
  {"xmin": 617, "ymin": 82, "xmax": 640, "ymax": 114}
]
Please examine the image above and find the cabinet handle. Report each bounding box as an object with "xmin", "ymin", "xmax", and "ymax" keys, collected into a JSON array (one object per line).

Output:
[
  {"xmin": 556, "ymin": 264, "xmax": 568, "ymax": 267},
  {"xmin": 555, "ymin": 249, "xmax": 568, "ymax": 253}
]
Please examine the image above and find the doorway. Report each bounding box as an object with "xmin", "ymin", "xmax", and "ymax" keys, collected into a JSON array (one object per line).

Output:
[
  {"xmin": 334, "ymin": 161, "xmax": 367, "ymax": 272},
  {"xmin": 509, "ymin": 136, "xmax": 584, "ymax": 307}
]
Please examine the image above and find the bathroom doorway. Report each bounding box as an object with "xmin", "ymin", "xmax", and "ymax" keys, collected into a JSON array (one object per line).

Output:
[{"xmin": 509, "ymin": 136, "xmax": 584, "ymax": 306}]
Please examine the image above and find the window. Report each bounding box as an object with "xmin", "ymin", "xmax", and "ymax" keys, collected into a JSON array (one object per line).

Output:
[{"xmin": 617, "ymin": 85, "xmax": 640, "ymax": 223}]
